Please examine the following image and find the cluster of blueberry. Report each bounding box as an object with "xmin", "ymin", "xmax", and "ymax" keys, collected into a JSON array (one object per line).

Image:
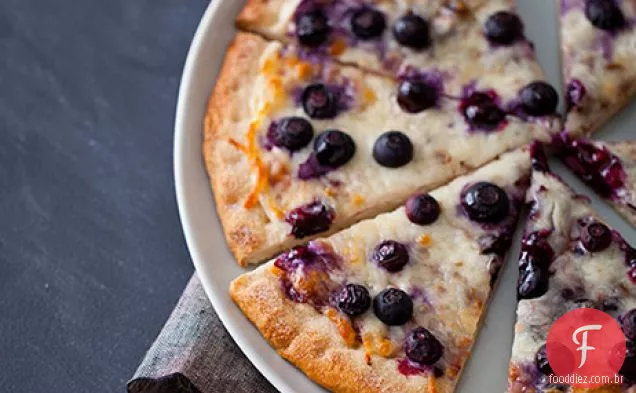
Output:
[
  {"xmin": 277, "ymin": 179, "xmax": 515, "ymax": 369},
  {"xmin": 294, "ymin": 5, "xmax": 525, "ymax": 50}
]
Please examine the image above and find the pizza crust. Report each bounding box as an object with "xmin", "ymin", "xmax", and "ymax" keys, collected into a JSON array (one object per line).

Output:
[{"xmin": 204, "ymin": 33, "xmax": 272, "ymax": 265}]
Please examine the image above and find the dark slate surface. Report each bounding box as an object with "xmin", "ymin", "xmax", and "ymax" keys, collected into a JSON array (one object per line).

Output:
[{"xmin": 0, "ymin": 0, "xmax": 208, "ymax": 391}]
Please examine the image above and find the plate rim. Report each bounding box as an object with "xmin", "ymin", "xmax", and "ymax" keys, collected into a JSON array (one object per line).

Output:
[{"xmin": 173, "ymin": 2, "xmax": 300, "ymax": 393}]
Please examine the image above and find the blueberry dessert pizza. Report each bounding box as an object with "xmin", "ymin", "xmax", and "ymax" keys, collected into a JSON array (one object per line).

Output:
[
  {"xmin": 230, "ymin": 148, "xmax": 531, "ymax": 393},
  {"xmin": 204, "ymin": 32, "xmax": 560, "ymax": 265},
  {"xmin": 556, "ymin": 133, "xmax": 636, "ymax": 227},
  {"xmin": 560, "ymin": 0, "xmax": 636, "ymax": 135},
  {"xmin": 507, "ymin": 145, "xmax": 636, "ymax": 392}
]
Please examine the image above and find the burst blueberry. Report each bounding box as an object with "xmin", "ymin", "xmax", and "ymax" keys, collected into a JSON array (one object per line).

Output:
[
  {"xmin": 267, "ymin": 117, "xmax": 314, "ymax": 151},
  {"xmin": 296, "ymin": 9, "xmax": 331, "ymax": 47},
  {"xmin": 518, "ymin": 261, "xmax": 549, "ymax": 299},
  {"xmin": 397, "ymin": 79, "xmax": 438, "ymax": 113},
  {"xmin": 460, "ymin": 92, "xmax": 506, "ymax": 131},
  {"xmin": 373, "ymin": 131, "xmax": 413, "ymax": 168},
  {"xmin": 285, "ymin": 201, "xmax": 335, "ymax": 239},
  {"xmin": 393, "ymin": 13, "xmax": 431, "ymax": 50},
  {"xmin": 581, "ymin": 222, "xmax": 612, "ymax": 252},
  {"xmin": 519, "ymin": 81, "xmax": 559, "ymax": 116},
  {"xmin": 373, "ymin": 288, "xmax": 413, "ymax": 326},
  {"xmin": 302, "ymin": 84, "xmax": 337, "ymax": 119},
  {"xmin": 372, "ymin": 240, "xmax": 410, "ymax": 272},
  {"xmin": 335, "ymin": 284, "xmax": 371, "ymax": 317},
  {"xmin": 405, "ymin": 193, "xmax": 440, "ymax": 225},
  {"xmin": 351, "ymin": 7, "xmax": 386, "ymax": 39},
  {"xmin": 622, "ymin": 309, "xmax": 636, "ymax": 341},
  {"xmin": 314, "ymin": 130, "xmax": 356, "ymax": 167},
  {"xmin": 484, "ymin": 11, "xmax": 524, "ymax": 45},
  {"xmin": 585, "ymin": 0, "xmax": 625, "ymax": 31},
  {"xmin": 462, "ymin": 182, "xmax": 510, "ymax": 223},
  {"xmin": 405, "ymin": 327, "xmax": 444, "ymax": 365}
]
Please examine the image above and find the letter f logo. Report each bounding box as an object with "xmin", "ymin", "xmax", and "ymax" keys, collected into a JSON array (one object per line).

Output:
[{"xmin": 572, "ymin": 324, "xmax": 602, "ymax": 368}]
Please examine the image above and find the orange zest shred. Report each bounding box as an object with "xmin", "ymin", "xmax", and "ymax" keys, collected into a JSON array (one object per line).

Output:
[
  {"xmin": 296, "ymin": 62, "xmax": 313, "ymax": 80},
  {"xmin": 418, "ymin": 233, "xmax": 433, "ymax": 247},
  {"xmin": 329, "ymin": 38, "xmax": 347, "ymax": 55},
  {"xmin": 362, "ymin": 333, "xmax": 395, "ymax": 359},
  {"xmin": 363, "ymin": 87, "xmax": 376, "ymax": 105},
  {"xmin": 352, "ymin": 194, "xmax": 365, "ymax": 206},
  {"xmin": 227, "ymin": 138, "xmax": 248, "ymax": 153},
  {"xmin": 428, "ymin": 375, "xmax": 438, "ymax": 393},
  {"xmin": 326, "ymin": 308, "xmax": 358, "ymax": 348}
]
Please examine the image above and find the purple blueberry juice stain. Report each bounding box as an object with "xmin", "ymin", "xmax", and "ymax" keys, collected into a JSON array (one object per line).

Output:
[
  {"xmin": 410, "ymin": 287, "xmax": 432, "ymax": 306},
  {"xmin": 397, "ymin": 357, "xmax": 433, "ymax": 376},
  {"xmin": 274, "ymin": 241, "xmax": 342, "ymax": 306},
  {"xmin": 298, "ymin": 153, "xmax": 334, "ymax": 179},
  {"xmin": 560, "ymin": 0, "xmax": 583, "ymax": 15},
  {"xmin": 565, "ymin": 79, "xmax": 586, "ymax": 112},
  {"xmin": 555, "ymin": 133, "xmax": 627, "ymax": 200}
]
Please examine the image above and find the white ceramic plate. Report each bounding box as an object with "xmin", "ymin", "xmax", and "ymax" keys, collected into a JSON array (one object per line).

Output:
[{"xmin": 174, "ymin": 2, "xmax": 636, "ymax": 392}]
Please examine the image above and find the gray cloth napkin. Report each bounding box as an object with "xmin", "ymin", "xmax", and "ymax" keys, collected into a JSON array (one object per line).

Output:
[{"xmin": 127, "ymin": 274, "xmax": 279, "ymax": 393}]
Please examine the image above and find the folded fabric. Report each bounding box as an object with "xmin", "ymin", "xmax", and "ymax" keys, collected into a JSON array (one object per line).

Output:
[{"xmin": 128, "ymin": 274, "xmax": 278, "ymax": 393}]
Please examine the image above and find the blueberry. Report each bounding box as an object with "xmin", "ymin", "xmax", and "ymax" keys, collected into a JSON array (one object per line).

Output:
[
  {"xmin": 373, "ymin": 288, "xmax": 413, "ymax": 326},
  {"xmin": 397, "ymin": 79, "xmax": 438, "ymax": 113},
  {"xmin": 461, "ymin": 182, "xmax": 510, "ymax": 223},
  {"xmin": 518, "ymin": 262, "xmax": 549, "ymax": 300},
  {"xmin": 405, "ymin": 327, "xmax": 444, "ymax": 365},
  {"xmin": 351, "ymin": 7, "xmax": 386, "ymax": 39},
  {"xmin": 460, "ymin": 92, "xmax": 506, "ymax": 131},
  {"xmin": 313, "ymin": 130, "xmax": 356, "ymax": 167},
  {"xmin": 581, "ymin": 222, "xmax": 612, "ymax": 252},
  {"xmin": 620, "ymin": 340, "xmax": 636, "ymax": 379},
  {"xmin": 302, "ymin": 84, "xmax": 337, "ymax": 119},
  {"xmin": 535, "ymin": 344, "xmax": 553, "ymax": 375},
  {"xmin": 372, "ymin": 240, "xmax": 410, "ymax": 272},
  {"xmin": 521, "ymin": 231, "xmax": 555, "ymax": 264},
  {"xmin": 585, "ymin": 0, "xmax": 625, "ymax": 31},
  {"xmin": 519, "ymin": 82, "xmax": 559, "ymax": 116},
  {"xmin": 622, "ymin": 309, "xmax": 636, "ymax": 341},
  {"xmin": 373, "ymin": 131, "xmax": 413, "ymax": 168},
  {"xmin": 484, "ymin": 11, "xmax": 524, "ymax": 45},
  {"xmin": 335, "ymin": 284, "xmax": 371, "ymax": 317},
  {"xmin": 285, "ymin": 201, "xmax": 335, "ymax": 239},
  {"xmin": 296, "ymin": 9, "xmax": 331, "ymax": 47},
  {"xmin": 267, "ymin": 117, "xmax": 314, "ymax": 151},
  {"xmin": 393, "ymin": 13, "xmax": 431, "ymax": 50},
  {"xmin": 405, "ymin": 193, "xmax": 440, "ymax": 225}
]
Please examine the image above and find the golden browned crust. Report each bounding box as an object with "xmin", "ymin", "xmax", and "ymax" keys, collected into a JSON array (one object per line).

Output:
[
  {"xmin": 236, "ymin": 0, "xmax": 293, "ymax": 37},
  {"xmin": 230, "ymin": 267, "xmax": 455, "ymax": 393},
  {"xmin": 203, "ymin": 33, "xmax": 271, "ymax": 266}
]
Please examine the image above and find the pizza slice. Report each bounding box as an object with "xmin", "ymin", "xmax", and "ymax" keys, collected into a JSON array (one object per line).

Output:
[
  {"xmin": 237, "ymin": 0, "xmax": 549, "ymax": 97},
  {"xmin": 205, "ymin": 32, "xmax": 561, "ymax": 265},
  {"xmin": 231, "ymin": 148, "xmax": 532, "ymax": 393},
  {"xmin": 556, "ymin": 133, "xmax": 636, "ymax": 227},
  {"xmin": 560, "ymin": 0, "xmax": 636, "ymax": 135},
  {"xmin": 507, "ymin": 144, "xmax": 636, "ymax": 392}
]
